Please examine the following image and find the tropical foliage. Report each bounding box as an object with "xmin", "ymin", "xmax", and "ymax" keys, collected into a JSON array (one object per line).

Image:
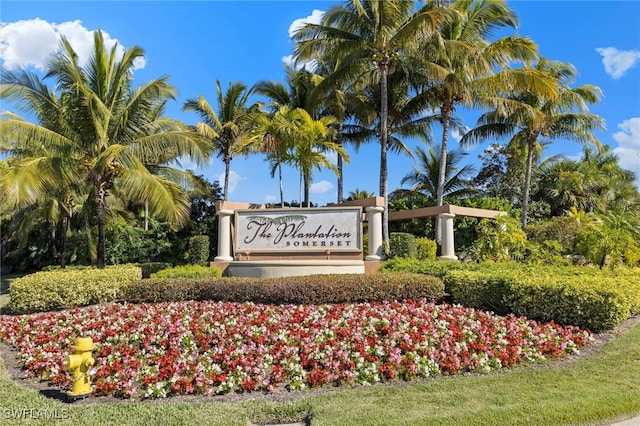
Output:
[
  {"xmin": 1, "ymin": 31, "xmax": 212, "ymax": 268},
  {"xmin": 2, "ymin": 1, "xmax": 638, "ymax": 271},
  {"xmin": 462, "ymin": 59, "xmax": 605, "ymax": 228},
  {"xmin": 183, "ymin": 80, "xmax": 259, "ymax": 200}
]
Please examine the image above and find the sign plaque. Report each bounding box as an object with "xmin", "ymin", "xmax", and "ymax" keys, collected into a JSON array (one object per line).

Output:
[{"xmin": 234, "ymin": 207, "xmax": 362, "ymax": 253}]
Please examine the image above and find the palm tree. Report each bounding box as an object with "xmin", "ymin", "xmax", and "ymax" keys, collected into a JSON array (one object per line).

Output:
[
  {"xmin": 183, "ymin": 80, "xmax": 259, "ymax": 200},
  {"xmin": 291, "ymin": 109, "xmax": 347, "ymax": 207},
  {"xmin": 308, "ymin": 57, "xmax": 352, "ymax": 203},
  {"xmin": 462, "ymin": 59, "xmax": 604, "ymax": 228},
  {"xmin": 398, "ymin": 143, "xmax": 476, "ymax": 201},
  {"xmin": 535, "ymin": 146, "xmax": 639, "ymax": 216},
  {"xmin": 254, "ymin": 65, "xmax": 319, "ymax": 113},
  {"xmin": 1, "ymin": 31, "xmax": 212, "ymax": 268},
  {"xmin": 347, "ymin": 188, "xmax": 375, "ymax": 201},
  {"xmin": 409, "ymin": 0, "xmax": 544, "ymax": 242},
  {"xmin": 292, "ymin": 0, "xmax": 453, "ymax": 245},
  {"xmin": 249, "ymin": 105, "xmax": 300, "ymax": 207}
]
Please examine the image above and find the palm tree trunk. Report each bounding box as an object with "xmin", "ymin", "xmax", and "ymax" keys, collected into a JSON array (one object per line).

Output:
[
  {"xmin": 304, "ymin": 170, "xmax": 311, "ymax": 208},
  {"xmin": 223, "ymin": 157, "xmax": 231, "ymax": 201},
  {"xmin": 278, "ymin": 163, "xmax": 284, "ymax": 208},
  {"xmin": 336, "ymin": 123, "xmax": 344, "ymax": 203},
  {"xmin": 97, "ymin": 183, "xmax": 107, "ymax": 269},
  {"xmin": 49, "ymin": 220, "xmax": 58, "ymax": 266},
  {"xmin": 521, "ymin": 137, "xmax": 535, "ymax": 229},
  {"xmin": 60, "ymin": 214, "xmax": 68, "ymax": 268},
  {"xmin": 299, "ymin": 170, "xmax": 303, "ymax": 207},
  {"xmin": 144, "ymin": 202, "xmax": 149, "ymax": 231},
  {"xmin": 379, "ymin": 59, "xmax": 390, "ymax": 246},
  {"xmin": 436, "ymin": 101, "xmax": 453, "ymax": 245}
]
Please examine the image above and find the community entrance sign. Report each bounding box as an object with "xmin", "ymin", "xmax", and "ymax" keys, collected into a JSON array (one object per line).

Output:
[
  {"xmin": 213, "ymin": 197, "xmax": 505, "ymax": 278},
  {"xmin": 235, "ymin": 207, "xmax": 362, "ymax": 253}
]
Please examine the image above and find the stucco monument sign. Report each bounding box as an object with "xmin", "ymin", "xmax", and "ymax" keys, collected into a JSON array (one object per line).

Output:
[
  {"xmin": 213, "ymin": 201, "xmax": 377, "ymax": 278},
  {"xmin": 235, "ymin": 208, "xmax": 362, "ymax": 254}
]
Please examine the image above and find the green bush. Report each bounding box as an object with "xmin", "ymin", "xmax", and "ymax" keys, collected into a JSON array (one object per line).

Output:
[
  {"xmin": 383, "ymin": 259, "xmax": 639, "ymax": 332},
  {"xmin": 381, "ymin": 258, "xmax": 473, "ymax": 278},
  {"xmin": 388, "ymin": 233, "xmax": 417, "ymax": 258},
  {"xmin": 444, "ymin": 265, "xmax": 639, "ymax": 332},
  {"xmin": 415, "ymin": 238, "xmax": 437, "ymax": 260},
  {"xmin": 151, "ymin": 264, "xmax": 222, "ymax": 279},
  {"xmin": 525, "ymin": 216, "xmax": 579, "ymax": 252},
  {"xmin": 138, "ymin": 262, "xmax": 173, "ymax": 278},
  {"xmin": 9, "ymin": 265, "xmax": 141, "ymax": 314},
  {"xmin": 119, "ymin": 272, "xmax": 445, "ymax": 305},
  {"xmin": 189, "ymin": 235, "xmax": 210, "ymax": 266},
  {"xmin": 467, "ymin": 216, "xmax": 528, "ymax": 262}
]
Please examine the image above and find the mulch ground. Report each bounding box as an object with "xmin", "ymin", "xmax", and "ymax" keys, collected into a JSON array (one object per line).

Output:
[{"xmin": 1, "ymin": 314, "xmax": 638, "ymax": 406}]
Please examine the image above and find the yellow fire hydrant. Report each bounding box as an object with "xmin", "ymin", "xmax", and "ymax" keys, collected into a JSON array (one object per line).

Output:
[{"xmin": 63, "ymin": 337, "xmax": 95, "ymax": 398}]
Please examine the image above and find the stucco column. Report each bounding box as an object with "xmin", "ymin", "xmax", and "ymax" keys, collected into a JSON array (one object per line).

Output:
[
  {"xmin": 438, "ymin": 212, "xmax": 458, "ymax": 261},
  {"xmin": 214, "ymin": 209, "xmax": 234, "ymax": 261},
  {"xmin": 365, "ymin": 206, "xmax": 385, "ymax": 260}
]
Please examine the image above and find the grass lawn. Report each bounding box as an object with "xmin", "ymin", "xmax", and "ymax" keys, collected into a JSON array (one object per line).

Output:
[{"xmin": 0, "ymin": 315, "xmax": 638, "ymax": 425}]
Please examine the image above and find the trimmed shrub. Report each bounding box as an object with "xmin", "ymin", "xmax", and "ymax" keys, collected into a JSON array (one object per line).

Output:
[
  {"xmin": 151, "ymin": 265, "xmax": 222, "ymax": 279},
  {"xmin": 119, "ymin": 272, "xmax": 445, "ymax": 305},
  {"xmin": 445, "ymin": 266, "xmax": 639, "ymax": 332},
  {"xmin": 9, "ymin": 265, "xmax": 141, "ymax": 314},
  {"xmin": 388, "ymin": 232, "xmax": 417, "ymax": 258},
  {"xmin": 138, "ymin": 262, "xmax": 173, "ymax": 278},
  {"xmin": 415, "ymin": 238, "xmax": 437, "ymax": 260},
  {"xmin": 381, "ymin": 258, "xmax": 473, "ymax": 278},
  {"xmin": 383, "ymin": 259, "xmax": 639, "ymax": 332},
  {"xmin": 189, "ymin": 236, "xmax": 210, "ymax": 266}
]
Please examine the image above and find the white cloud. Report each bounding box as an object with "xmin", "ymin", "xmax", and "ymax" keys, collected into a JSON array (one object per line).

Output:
[
  {"xmin": 288, "ymin": 9, "xmax": 324, "ymax": 38},
  {"xmin": 310, "ymin": 180, "xmax": 333, "ymax": 194},
  {"xmin": 596, "ymin": 47, "xmax": 640, "ymax": 79},
  {"xmin": 265, "ymin": 194, "xmax": 277, "ymax": 203},
  {"xmin": 612, "ymin": 117, "xmax": 640, "ymax": 185},
  {"xmin": 283, "ymin": 9, "xmax": 324, "ymax": 70},
  {"xmin": 216, "ymin": 170, "xmax": 246, "ymax": 194},
  {"xmin": 0, "ymin": 18, "xmax": 146, "ymax": 71}
]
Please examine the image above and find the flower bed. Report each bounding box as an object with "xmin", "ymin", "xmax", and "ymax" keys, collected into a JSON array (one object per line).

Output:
[{"xmin": 0, "ymin": 300, "xmax": 593, "ymax": 399}]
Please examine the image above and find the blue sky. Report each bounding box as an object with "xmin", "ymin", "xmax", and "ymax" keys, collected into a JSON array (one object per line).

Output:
[{"xmin": 1, "ymin": 1, "xmax": 639, "ymax": 206}]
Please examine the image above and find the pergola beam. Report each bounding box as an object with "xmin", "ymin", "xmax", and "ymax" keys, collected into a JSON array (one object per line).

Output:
[{"xmin": 388, "ymin": 205, "xmax": 506, "ymax": 221}]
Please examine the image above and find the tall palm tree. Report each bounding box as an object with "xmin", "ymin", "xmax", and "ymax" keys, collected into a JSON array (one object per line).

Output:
[
  {"xmin": 308, "ymin": 56, "xmax": 351, "ymax": 203},
  {"xmin": 462, "ymin": 59, "xmax": 604, "ymax": 228},
  {"xmin": 398, "ymin": 143, "xmax": 476, "ymax": 201},
  {"xmin": 1, "ymin": 31, "xmax": 212, "ymax": 268},
  {"xmin": 183, "ymin": 80, "xmax": 259, "ymax": 200},
  {"xmin": 292, "ymin": 0, "xmax": 453, "ymax": 245},
  {"xmin": 410, "ymin": 0, "xmax": 543, "ymax": 242}
]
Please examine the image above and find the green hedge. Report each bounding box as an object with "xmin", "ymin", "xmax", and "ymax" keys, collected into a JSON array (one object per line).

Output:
[
  {"xmin": 383, "ymin": 259, "xmax": 639, "ymax": 332},
  {"xmin": 381, "ymin": 258, "xmax": 473, "ymax": 278},
  {"xmin": 415, "ymin": 238, "xmax": 437, "ymax": 260},
  {"xmin": 445, "ymin": 266, "xmax": 639, "ymax": 332},
  {"xmin": 119, "ymin": 272, "xmax": 444, "ymax": 305},
  {"xmin": 9, "ymin": 265, "xmax": 142, "ymax": 314},
  {"xmin": 388, "ymin": 233, "xmax": 417, "ymax": 258},
  {"xmin": 189, "ymin": 235, "xmax": 210, "ymax": 266},
  {"xmin": 151, "ymin": 265, "xmax": 222, "ymax": 279}
]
